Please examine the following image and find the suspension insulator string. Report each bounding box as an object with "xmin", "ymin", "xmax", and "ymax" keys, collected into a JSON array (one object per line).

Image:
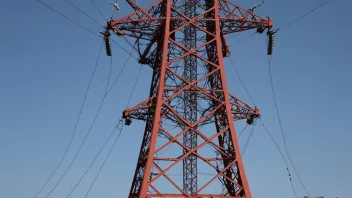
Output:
[
  {"xmin": 101, "ymin": 29, "xmax": 112, "ymax": 56},
  {"xmin": 104, "ymin": 36, "xmax": 112, "ymax": 56},
  {"xmin": 267, "ymin": 29, "xmax": 279, "ymax": 55}
]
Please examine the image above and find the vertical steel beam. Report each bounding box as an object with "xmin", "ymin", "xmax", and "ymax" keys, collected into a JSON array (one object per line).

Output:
[
  {"xmin": 213, "ymin": 1, "xmax": 252, "ymax": 197},
  {"xmin": 138, "ymin": 0, "xmax": 171, "ymax": 197},
  {"xmin": 182, "ymin": 0, "xmax": 198, "ymax": 194}
]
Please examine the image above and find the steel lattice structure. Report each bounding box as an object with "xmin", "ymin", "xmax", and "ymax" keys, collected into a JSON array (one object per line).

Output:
[
  {"xmin": 106, "ymin": 0, "xmax": 273, "ymax": 197},
  {"xmin": 182, "ymin": 0, "xmax": 198, "ymax": 194}
]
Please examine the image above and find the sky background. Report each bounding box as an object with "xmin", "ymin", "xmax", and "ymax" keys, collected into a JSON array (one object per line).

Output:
[{"xmin": 0, "ymin": 0, "xmax": 351, "ymax": 198}]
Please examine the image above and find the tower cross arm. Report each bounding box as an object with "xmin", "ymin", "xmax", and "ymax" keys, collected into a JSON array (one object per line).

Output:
[
  {"xmin": 107, "ymin": 0, "xmax": 165, "ymax": 40},
  {"xmin": 229, "ymin": 94, "xmax": 260, "ymax": 125},
  {"xmin": 218, "ymin": 1, "xmax": 272, "ymax": 34},
  {"xmin": 123, "ymin": 96, "xmax": 157, "ymax": 125}
]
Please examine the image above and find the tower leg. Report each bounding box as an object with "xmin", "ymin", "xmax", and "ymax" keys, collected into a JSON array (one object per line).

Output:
[{"xmin": 128, "ymin": 0, "xmax": 172, "ymax": 197}]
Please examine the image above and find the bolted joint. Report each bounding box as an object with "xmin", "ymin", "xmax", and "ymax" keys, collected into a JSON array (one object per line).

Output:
[
  {"xmin": 123, "ymin": 109, "xmax": 132, "ymax": 126},
  {"xmin": 246, "ymin": 107, "xmax": 261, "ymax": 125},
  {"xmin": 258, "ymin": 17, "xmax": 273, "ymax": 34},
  {"xmin": 106, "ymin": 19, "xmax": 124, "ymax": 36},
  {"xmin": 106, "ymin": 19, "xmax": 113, "ymax": 30},
  {"xmin": 257, "ymin": 27, "xmax": 266, "ymax": 34},
  {"xmin": 138, "ymin": 57, "xmax": 149, "ymax": 65}
]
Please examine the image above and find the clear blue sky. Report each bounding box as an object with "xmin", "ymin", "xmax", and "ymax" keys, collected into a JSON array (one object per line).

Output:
[{"xmin": 0, "ymin": 0, "xmax": 351, "ymax": 198}]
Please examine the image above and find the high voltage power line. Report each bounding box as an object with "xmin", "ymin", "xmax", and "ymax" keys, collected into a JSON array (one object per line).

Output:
[
  {"xmin": 227, "ymin": 2, "xmax": 336, "ymax": 195},
  {"xmin": 32, "ymin": 1, "xmax": 140, "ymax": 196},
  {"xmin": 37, "ymin": 0, "xmax": 101, "ymax": 38},
  {"xmin": 64, "ymin": 0, "xmax": 104, "ymax": 28},
  {"xmin": 33, "ymin": 50, "xmax": 139, "ymax": 197},
  {"xmin": 267, "ymin": 56, "xmax": 311, "ymax": 198},
  {"xmin": 43, "ymin": 44, "xmax": 114, "ymax": 198},
  {"xmin": 83, "ymin": 120, "xmax": 124, "ymax": 197},
  {"xmin": 260, "ymin": 118, "xmax": 299, "ymax": 198},
  {"xmin": 31, "ymin": 6, "xmax": 139, "ymax": 195},
  {"xmin": 90, "ymin": 0, "xmax": 108, "ymax": 21},
  {"xmin": 36, "ymin": 0, "xmax": 138, "ymax": 59},
  {"xmin": 232, "ymin": 0, "xmax": 335, "ymax": 44},
  {"xmin": 81, "ymin": 64, "xmax": 143, "ymax": 197},
  {"xmin": 281, "ymin": 0, "xmax": 335, "ymax": 30},
  {"xmin": 64, "ymin": 119, "xmax": 124, "ymax": 198},
  {"xmin": 32, "ymin": 41, "xmax": 104, "ymax": 198},
  {"xmin": 63, "ymin": 61, "xmax": 143, "ymax": 198},
  {"xmin": 241, "ymin": 126, "xmax": 255, "ymax": 156},
  {"xmin": 228, "ymin": 55, "xmax": 302, "ymax": 198}
]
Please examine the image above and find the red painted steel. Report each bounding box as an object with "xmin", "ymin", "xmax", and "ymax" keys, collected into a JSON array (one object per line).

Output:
[{"xmin": 107, "ymin": 0, "xmax": 272, "ymax": 197}]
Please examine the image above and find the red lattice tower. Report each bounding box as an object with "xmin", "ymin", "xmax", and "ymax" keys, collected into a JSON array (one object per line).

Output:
[{"xmin": 105, "ymin": 0, "xmax": 273, "ymax": 197}]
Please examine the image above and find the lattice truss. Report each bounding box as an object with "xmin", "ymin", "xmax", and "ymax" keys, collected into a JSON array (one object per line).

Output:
[{"xmin": 106, "ymin": 0, "xmax": 272, "ymax": 197}]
